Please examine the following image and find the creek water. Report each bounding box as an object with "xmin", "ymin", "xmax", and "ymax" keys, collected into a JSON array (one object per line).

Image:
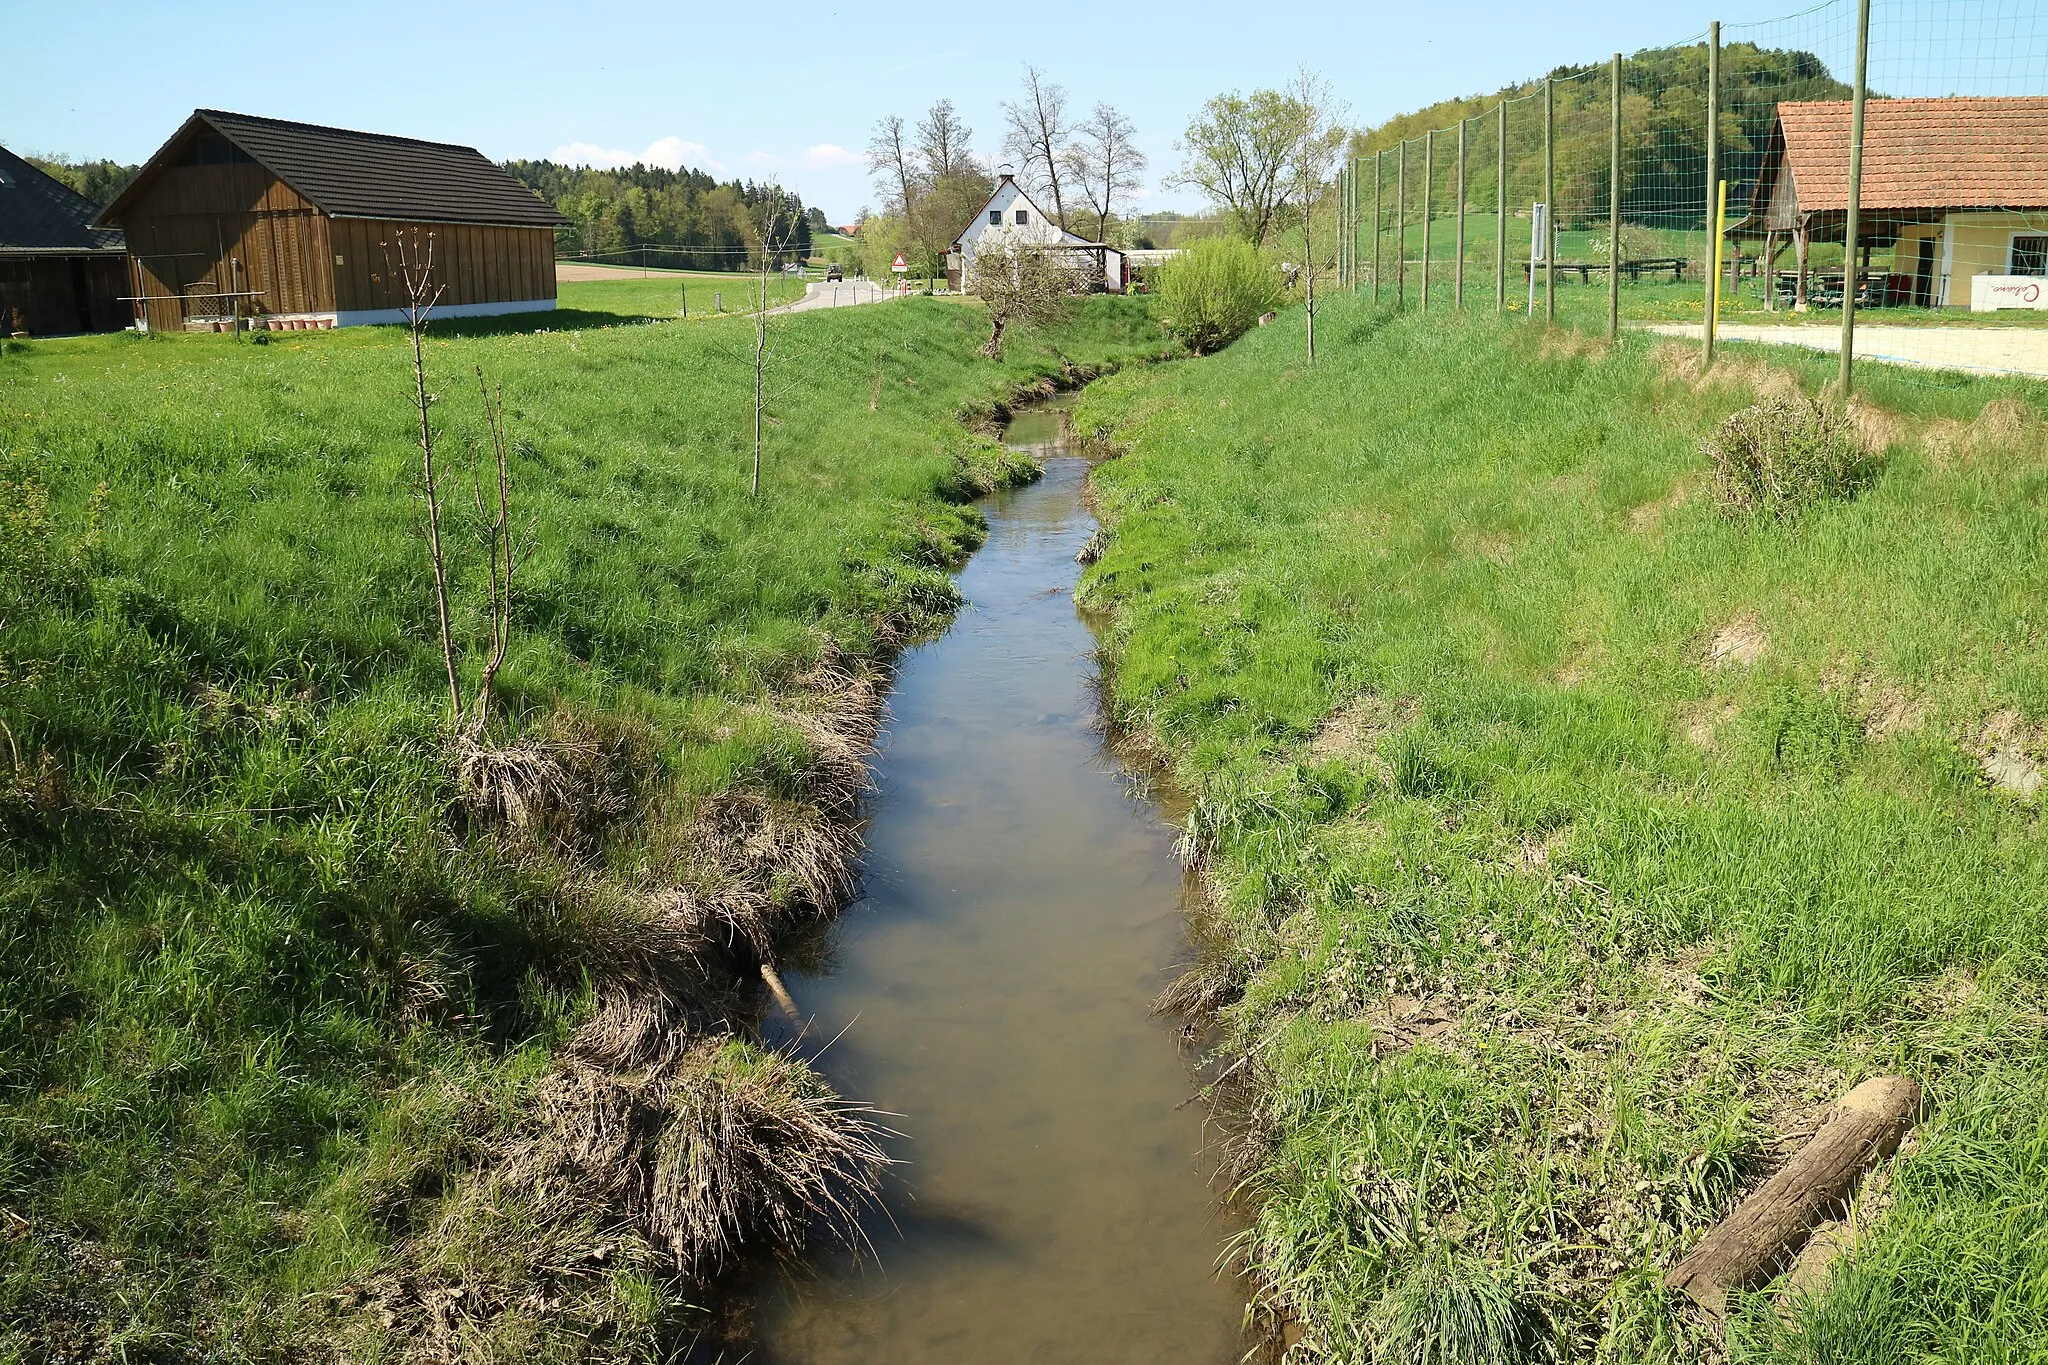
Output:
[{"xmin": 751, "ymin": 398, "xmax": 1247, "ymax": 1363}]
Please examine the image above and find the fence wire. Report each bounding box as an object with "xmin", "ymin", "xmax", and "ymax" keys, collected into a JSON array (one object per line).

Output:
[{"xmin": 1334, "ymin": 0, "xmax": 2048, "ymax": 385}]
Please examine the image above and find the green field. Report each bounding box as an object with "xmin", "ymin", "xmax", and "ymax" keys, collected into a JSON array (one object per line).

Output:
[
  {"xmin": 1073, "ymin": 299, "xmax": 2048, "ymax": 1361},
  {"xmin": 555, "ymin": 269, "xmax": 808, "ymax": 322},
  {"xmin": 0, "ymin": 295, "xmax": 1168, "ymax": 1357}
]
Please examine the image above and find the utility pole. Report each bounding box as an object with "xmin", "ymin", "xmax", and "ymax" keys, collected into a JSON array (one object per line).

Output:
[{"xmin": 1839, "ymin": 0, "xmax": 1872, "ymax": 392}]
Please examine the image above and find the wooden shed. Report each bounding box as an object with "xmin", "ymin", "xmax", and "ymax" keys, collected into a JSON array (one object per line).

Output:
[
  {"xmin": 97, "ymin": 110, "xmax": 566, "ymax": 332},
  {"xmin": 0, "ymin": 144, "xmax": 129, "ymax": 336},
  {"xmin": 1744, "ymin": 97, "xmax": 2048, "ymax": 308}
]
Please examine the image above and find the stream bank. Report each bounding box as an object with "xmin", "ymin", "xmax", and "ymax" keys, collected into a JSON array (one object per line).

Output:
[{"xmin": 746, "ymin": 393, "xmax": 1249, "ymax": 1363}]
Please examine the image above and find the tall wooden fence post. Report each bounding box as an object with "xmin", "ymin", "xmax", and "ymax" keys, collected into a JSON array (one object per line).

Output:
[
  {"xmin": 1397, "ymin": 139, "xmax": 1408, "ymax": 310},
  {"xmin": 1422, "ymin": 130, "xmax": 1434, "ymax": 312},
  {"xmin": 1496, "ymin": 101, "xmax": 1508, "ymax": 313},
  {"xmin": 1704, "ymin": 20, "xmax": 1721, "ymax": 369},
  {"xmin": 1839, "ymin": 0, "xmax": 1871, "ymax": 393},
  {"xmin": 1374, "ymin": 151, "xmax": 1384, "ymax": 303},
  {"xmin": 1456, "ymin": 118, "xmax": 1468, "ymax": 309},
  {"xmin": 1608, "ymin": 51, "xmax": 1623, "ymax": 341},
  {"xmin": 1544, "ymin": 76, "xmax": 1556, "ymax": 323}
]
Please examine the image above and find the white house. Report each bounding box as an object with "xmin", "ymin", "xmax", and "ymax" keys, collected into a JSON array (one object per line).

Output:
[{"xmin": 947, "ymin": 173, "xmax": 1125, "ymax": 294}]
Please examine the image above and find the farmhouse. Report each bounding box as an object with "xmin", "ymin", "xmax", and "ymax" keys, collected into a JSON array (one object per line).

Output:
[
  {"xmin": 97, "ymin": 110, "xmax": 566, "ymax": 331},
  {"xmin": 0, "ymin": 145, "xmax": 128, "ymax": 336},
  {"xmin": 1745, "ymin": 97, "xmax": 2048, "ymax": 308},
  {"xmin": 947, "ymin": 174, "xmax": 1125, "ymax": 294}
]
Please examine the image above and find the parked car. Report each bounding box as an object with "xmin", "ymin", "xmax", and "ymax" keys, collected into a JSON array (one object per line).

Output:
[{"xmin": 825, "ymin": 264, "xmax": 844, "ymax": 281}]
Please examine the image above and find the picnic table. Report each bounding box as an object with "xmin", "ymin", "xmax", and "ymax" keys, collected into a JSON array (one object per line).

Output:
[{"xmin": 1520, "ymin": 257, "xmax": 1690, "ymax": 284}]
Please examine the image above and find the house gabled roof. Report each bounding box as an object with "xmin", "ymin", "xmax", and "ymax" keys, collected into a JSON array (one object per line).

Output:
[
  {"xmin": 98, "ymin": 110, "xmax": 566, "ymax": 229},
  {"xmin": 955, "ymin": 174, "xmax": 1113, "ymax": 250},
  {"xmin": 1762, "ymin": 97, "xmax": 2048, "ymax": 215},
  {"xmin": 0, "ymin": 145, "xmax": 124, "ymax": 254}
]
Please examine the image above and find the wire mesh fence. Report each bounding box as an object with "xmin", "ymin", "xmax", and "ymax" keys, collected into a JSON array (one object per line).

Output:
[{"xmin": 1334, "ymin": 0, "xmax": 2048, "ymax": 386}]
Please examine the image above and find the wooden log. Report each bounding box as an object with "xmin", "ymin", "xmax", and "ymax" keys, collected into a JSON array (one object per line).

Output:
[{"xmin": 1666, "ymin": 1075, "xmax": 1921, "ymax": 1314}]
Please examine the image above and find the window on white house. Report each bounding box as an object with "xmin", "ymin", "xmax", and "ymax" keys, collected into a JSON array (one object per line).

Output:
[
  {"xmin": 2013, "ymin": 235, "xmax": 2048, "ymax": 276},
  {"xmin": 989, "ymin": 211, "xmax": 1001, "ymax": 226},
  {"xmin": 1015, "ymin": 209, "xmax": 1029, "ymax": 225}
]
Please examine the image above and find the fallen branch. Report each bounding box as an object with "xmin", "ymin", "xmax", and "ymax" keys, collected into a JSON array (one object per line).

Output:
[{"xmin": 1666, "ymin": 1074, "xmax": 1922, "ymax": 1313}]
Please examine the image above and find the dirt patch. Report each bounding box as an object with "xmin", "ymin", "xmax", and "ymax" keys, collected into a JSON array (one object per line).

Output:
[
  {"xmin": 1679, "ymin": 698, "xmax": 1741, "ymax": 750},
  {"xmin": 1538, "ymin": 328, "xmax": 1612, "ymax": 363},
  {"xmin": 1454, "ymin": 528, "xmax": 1515, "ymax": 563},
  {"xmin": 1705, "ymin": 616, "xmax": 1768, "ymax": 669},
  {"xmin": 1628, "ymin": 475, "xmax": 1698, "ymax": 532},
  {"xmin": 1307, "ymin": 692, "xmax": 1419, "ymax": 763},
  {"xmin": 1975, "ymin": 709, "xmax": 2045, "ymax": 799}
]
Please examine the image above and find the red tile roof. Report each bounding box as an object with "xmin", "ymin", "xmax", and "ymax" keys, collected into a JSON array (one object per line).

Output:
[{"xmin": 1778, "ymin": 97, "xmax": 2048, "ymax": 212}]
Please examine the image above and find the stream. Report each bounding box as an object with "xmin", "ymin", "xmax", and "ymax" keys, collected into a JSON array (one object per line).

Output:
[{"xmin": 751, "ymin": 395, "xmax": 1248, "ymax": 1363}]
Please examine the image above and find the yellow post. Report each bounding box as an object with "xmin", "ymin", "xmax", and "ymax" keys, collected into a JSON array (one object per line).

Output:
[{"xmin": 1707, "ymin": 179, "xmax": 1728, "ymax": 354}]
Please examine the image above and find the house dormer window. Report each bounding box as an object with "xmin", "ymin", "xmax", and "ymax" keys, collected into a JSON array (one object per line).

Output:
[
  {"xmin": 989, "ymin": 210, "xmax": 1001, "ymax": 226},
  {"xmin": 1014, "ymin": 209, "xmax": 1029, "ymax": 225}
]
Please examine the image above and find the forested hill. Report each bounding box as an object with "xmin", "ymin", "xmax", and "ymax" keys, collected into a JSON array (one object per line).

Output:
[
  {"xmin": 23, "ymin": 158, "xmax": 140, "ymax": 207},
  {"xmin": 501, "ymin": 159, "xmax": 820, "ymax": 266},
  {"xmin": 1348, "ymin": 43, "xmax": 1851, "ymax": 229}
]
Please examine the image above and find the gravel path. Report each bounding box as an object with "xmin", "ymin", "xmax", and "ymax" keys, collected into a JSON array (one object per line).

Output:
[{"xmin": 1643, "ymin": 321, "xmax": 2048, "ymax": 379}]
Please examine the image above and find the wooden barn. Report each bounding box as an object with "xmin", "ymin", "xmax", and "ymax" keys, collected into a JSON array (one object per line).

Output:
[
  {"xmin": 0, "ymin": 144, "xmax": 129, "ymax": 336},
  {"xmin": 1744, "ymin": 97, "xmax": 2048, "ymax": 309},
  {"xmin": 97, "ymin": 110, "xmax": 566, "ymax": 332}
]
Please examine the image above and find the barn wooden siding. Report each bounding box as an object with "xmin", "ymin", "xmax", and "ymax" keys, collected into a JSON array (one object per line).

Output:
[
  {"xmin": 117, "ymin": 161, "xmax": 331, "ymax": 331},
  {"xmin": 0, "ymin": 256, "xmax": 128, "ymax": 336},
  {"xmin": 328, "ymin": 219, "xmax": 556, "ymax": 312}
]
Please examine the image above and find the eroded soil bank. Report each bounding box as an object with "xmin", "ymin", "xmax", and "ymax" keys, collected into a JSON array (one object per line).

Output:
[{"xmin": 748, "ymin": 401, "xmax": 1247, "ymax": 1363}]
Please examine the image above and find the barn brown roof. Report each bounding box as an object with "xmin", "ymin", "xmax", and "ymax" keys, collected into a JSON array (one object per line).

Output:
[
  {"xmin": 1775, "ymin": 97, "xmax": 2048, "ymax": 212},
  {"xmin": 100, "ymin": 110, "xmax": 565, "ymax": 228}
]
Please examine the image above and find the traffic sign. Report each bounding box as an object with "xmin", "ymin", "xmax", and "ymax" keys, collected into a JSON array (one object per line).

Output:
[{"xmin": 891, "ymin": 253, "xmax": 909, "ymax": 274}]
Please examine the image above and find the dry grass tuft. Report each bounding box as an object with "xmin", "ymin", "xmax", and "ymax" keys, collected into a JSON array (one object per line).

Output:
[{"xmin": 1975, "ymin": 709, "xmax": 2045, "ymax": 800}]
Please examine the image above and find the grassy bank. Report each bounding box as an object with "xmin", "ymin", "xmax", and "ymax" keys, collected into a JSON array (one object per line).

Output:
[
  {"xmin": 556, "ymin": 270, "xmax": 808, "ymax": 321},
  {"xmin": 1073, "ymin": 299, "xmax": 2048, "ymax": 1362},
  {"xmin": 0, "ymin": 294, "xmax": 1168, "ymax": 1358}
]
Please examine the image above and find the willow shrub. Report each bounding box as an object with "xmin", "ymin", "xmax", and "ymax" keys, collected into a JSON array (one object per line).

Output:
[{"xmin": 1156, "ymin": 237, "xmax": 1283, "ymax": 355}]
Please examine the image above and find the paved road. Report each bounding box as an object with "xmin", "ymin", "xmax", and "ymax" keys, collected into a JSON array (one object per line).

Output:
[
  {"xmin": 1643, "ymin": 321, "xmax": 2048, "ymax": 379},
  {"xmin": 769, "ymin": 277, "xmax": 902, "ymax": 313}
]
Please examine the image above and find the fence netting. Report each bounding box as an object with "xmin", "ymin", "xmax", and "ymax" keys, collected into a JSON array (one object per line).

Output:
[{"xmin": 1335, "ymin": 0, "xmax": 2048, "ymax": 384}]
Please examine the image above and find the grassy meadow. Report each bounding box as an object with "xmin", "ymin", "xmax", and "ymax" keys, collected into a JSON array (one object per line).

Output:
[
  {"xmin": 1073, "ymin": 298, "xmax": 2048, "ymax": 1362},
  {"xmin": 555, "ymin": 269, "xmax": 808, "ymax": 321},
  {"xmin": 0, "ymin": 293, "xmax": 1168, "ymax": 1357}
]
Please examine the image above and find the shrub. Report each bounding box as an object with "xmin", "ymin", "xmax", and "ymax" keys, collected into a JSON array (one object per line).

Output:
[
  {"xmin": 1706, "ymin": 395, "xmax": 1879, "ymax": 518},
  {"xmin": 1157, "ymin": 237, "xmax": 1283, "ymax": 354}
]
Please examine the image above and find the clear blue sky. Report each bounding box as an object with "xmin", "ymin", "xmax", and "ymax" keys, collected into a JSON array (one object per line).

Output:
[{"xmin": 0, "ymin": 0, "xmax": 1977, "ymax": 223}]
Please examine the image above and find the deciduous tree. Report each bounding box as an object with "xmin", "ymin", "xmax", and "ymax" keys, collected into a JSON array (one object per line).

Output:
[
  {"xmin": 969, "ymin": 242, "xmax": 1073, "ymax": 358},
  {"xmin": 1002, "ymin": 66, "xmax": 1073, "ymax": 226},
  {"xmin": 1064, "ymin": 102, "xmax": 1146, "ymax": 243}
]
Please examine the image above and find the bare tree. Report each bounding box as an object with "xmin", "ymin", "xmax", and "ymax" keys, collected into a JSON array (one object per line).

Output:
[
  {"xmin": 388, "ymin": 229, "xmax": 462, "ymax": 723},
  {"xmin": 387, "ymin": 227, "xmax": 527, "ymax": 736},
  {"xmin": 969, "ymin": 242, "xmax": 1074, "ymax": 358},
  {"xmin": 1064, "ymin": 102, "xmax": 1147, "ymax": 243},
  {"xmin": 1170, "ymin": 88, "xmax": 1306, "ymax": 246},
  {"xmin": 1001, "ymin": 66, "xmax": 1073, "ymax": 225},
  {"xmin": 916, "ymin": 99, "xmax": 974, "ymax": 181},
  {"xmin": 1286, "ymin": 68, "xmax": 1348, "ymax": 365},
  {"xmin": 867, "ymin": 114, "xmax": 918, "ymax": 213}
]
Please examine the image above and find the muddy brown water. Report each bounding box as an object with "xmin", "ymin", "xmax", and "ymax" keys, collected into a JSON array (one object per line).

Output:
[{"xmin": 752, "ymin": 396, "xmax": 1248, "ymax": 1363}]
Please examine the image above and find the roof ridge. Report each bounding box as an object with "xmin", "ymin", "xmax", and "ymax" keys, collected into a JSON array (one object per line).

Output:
[{"xmin": 197, "ymin": 108, "xmax": 483, "ymax": 155}]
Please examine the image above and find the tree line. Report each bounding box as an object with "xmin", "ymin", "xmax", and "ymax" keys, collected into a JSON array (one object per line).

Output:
[
  {"xmin": 1345, "ymin": 43, "xmax": 1849, "ymax": 231},
  {"xmin": 501, "ymin": 161, "xmax": 822, "ymax": 269}
]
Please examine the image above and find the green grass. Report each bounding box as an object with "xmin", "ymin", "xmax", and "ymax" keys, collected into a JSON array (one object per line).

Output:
[
  {"xmin": 0, "ymin": 294, "xmax": 1168, "ymax": 1357},
  {"xmin": 555, "ymin": 269, "xmax": 808, "ymax": 321},
  {"xmin": 1073, "ymin": 297, "xmax": 2048, "ymax": 1362}
]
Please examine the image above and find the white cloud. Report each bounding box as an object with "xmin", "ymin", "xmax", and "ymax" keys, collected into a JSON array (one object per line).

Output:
[
  {"xmin": 802, "ymin": 142, "xmax": 861, "ymax": 167},
  {"xmin": 743, "ymin": 150, "xmax": 782, "ymax": 167},
  {"xmin": 550, "ymin": 136, "xmax": 722, "ymax": 172}
]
